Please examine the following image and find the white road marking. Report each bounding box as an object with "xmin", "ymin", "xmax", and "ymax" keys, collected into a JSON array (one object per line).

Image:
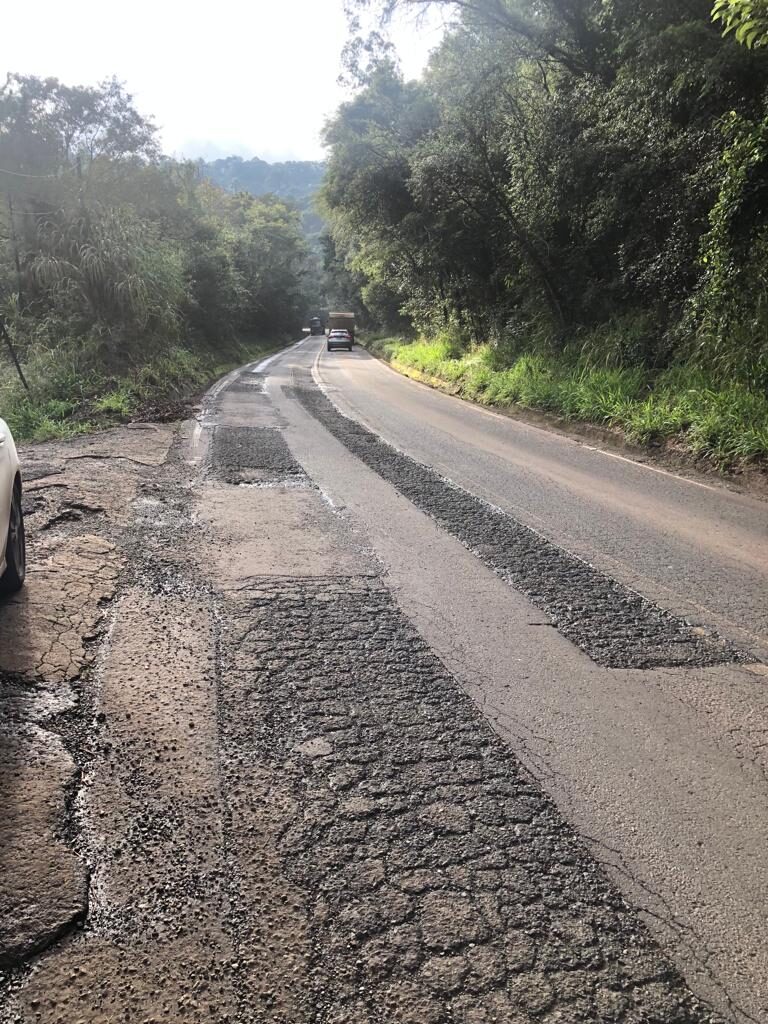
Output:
[
  {"xmin": 251, "ymin": 336, "xmax": 311, "ymax": 374},
  {"xmin": 375, "ymin": 357, "xmax": 742, "ymax": 498},
  {"xmin": 311, "ymin": 345, "xmax": 324, "ymax": 390},
  {"xmin": 579, "ymin": 445, "xmax": 726, "ymax": 493},
  {"xmin": 206, "ymin": 366, "xmax": 241, "ymax": 402}
]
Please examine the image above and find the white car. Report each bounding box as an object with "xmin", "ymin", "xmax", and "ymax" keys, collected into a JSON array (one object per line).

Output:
[{"xmin": 0, "ymin": 417, "xmax": 25, "ymax": 594}]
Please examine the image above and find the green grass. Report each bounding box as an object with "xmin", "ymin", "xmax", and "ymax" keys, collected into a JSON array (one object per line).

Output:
[
  {"xmin": 93, "ymin": 387, "xmax": 137, "ymax": 416},
  {"xmin": 0, "ymin": 337, "xmax": 286, "ymax": 443},
  {"xmin": 368, "ymin": 335, "xmax": 768, "ymax": 468}
]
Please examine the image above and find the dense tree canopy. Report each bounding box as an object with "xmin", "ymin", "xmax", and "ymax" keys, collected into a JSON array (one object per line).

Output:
[
  {"xmin": 324, "ymin": 0, "xmax": 768, "ymax": 385},
  {"xmin": 0, "ymin": 75, "xmax": 310, "ymax": 376}
]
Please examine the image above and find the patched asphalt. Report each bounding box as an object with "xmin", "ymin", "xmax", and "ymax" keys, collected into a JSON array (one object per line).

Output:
[
  {"xmin": 218, "ymin": 574, "xmax": 720, "ymax": 1023},
  {"xmin": 227, "ymin": 369, "xmax": 267, "ymax": 393},
  {"xmin": 210, "ymin": 424, "xmax": 305, "ymax": 483},
  {"xmin": 0, "ymin": 373, "xmax": 746, "ymax": 1024},
  {"xmin": 290, "ymin": 380, "xmax": 744, "ymax": 670}
]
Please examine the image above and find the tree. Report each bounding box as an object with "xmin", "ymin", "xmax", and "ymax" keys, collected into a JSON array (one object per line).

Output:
[
  {"xmin": 712, "ymin": 0, "xmax": 768, "ymax": 47},
  {"xmin": 326, "ymin": 0, "xmax": 768, "ymax": 381},
  {"xmin": 0, "ymin": 74, "xmax": 312, "ymax": 380},
  {"xmin": 0, "ymin": 73, "xmax": 157, "ymax": 171}
]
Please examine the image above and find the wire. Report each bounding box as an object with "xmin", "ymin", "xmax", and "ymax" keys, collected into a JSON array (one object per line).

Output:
[
  {"xmin": 6, "ymin": 206, "xmax": 63, "ymax": 215},
  {"xmin": 0, "ymin": 166, "xmax": 61, "ymax": 179}
]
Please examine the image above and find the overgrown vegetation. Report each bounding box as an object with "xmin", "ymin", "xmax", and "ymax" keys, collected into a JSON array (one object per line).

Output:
[
  {"xmin": 0, "ymin": 75, "xmax": 311, "ymax": 440},
  {"xmin": 0, "ymin": 338, "xmax": 279, "ymax": 442},
  {"xmin": 197, "ymin": 157, "xmax": 335, "ymax": 326},
  {"xmin": 369, "ymin": 334, "xmax": 768, "ymax": 466},
  {"xmin": 200, "ymin": 155, "xmax": 326, "ymax": 238},
  {"xmin": 323, "ymin": 0, "xmax": 768, "ymax": 466}
]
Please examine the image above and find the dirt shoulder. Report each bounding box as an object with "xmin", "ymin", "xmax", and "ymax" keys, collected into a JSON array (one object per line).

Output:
[{"xmin": 0, "ymin": 423, "xmax": 175, "ymax": 971}]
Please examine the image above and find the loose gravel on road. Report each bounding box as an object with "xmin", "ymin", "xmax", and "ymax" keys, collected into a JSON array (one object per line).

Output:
[{"xmin": 291, "ymin": 379, "xmax": 743, "ymax": 670}]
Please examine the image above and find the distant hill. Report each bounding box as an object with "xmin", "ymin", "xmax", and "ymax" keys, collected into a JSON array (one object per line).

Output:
[
  {"xmin": 199, "ymin": 155, "xmax": 329, "ymax": 309},
  {"xmin": 199, "ymin": 156, "xmax": 326, "ymax": 237}
]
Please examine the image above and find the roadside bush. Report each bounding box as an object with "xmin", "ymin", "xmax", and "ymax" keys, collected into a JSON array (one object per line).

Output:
[
  {"xmin": 0, "ymin": 338, "xmax": 279, "ymax": 442},
  {"xmin": 376, "ymin": 336, "xmax": 768, "ymax": 467}
]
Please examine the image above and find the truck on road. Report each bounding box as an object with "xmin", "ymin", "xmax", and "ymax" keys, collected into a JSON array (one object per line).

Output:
[{"xmin": 327, "ymin": 312, "xmax": 356, "ymax": 344}]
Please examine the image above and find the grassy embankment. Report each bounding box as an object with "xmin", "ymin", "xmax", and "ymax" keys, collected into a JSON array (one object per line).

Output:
[
  {"xmin": 0, "ymin": 337, "xmax": 287, "ymax": 443},
  {"xmin": 366, "ymin": 335, "xmax": 768, "ymax": 468}
]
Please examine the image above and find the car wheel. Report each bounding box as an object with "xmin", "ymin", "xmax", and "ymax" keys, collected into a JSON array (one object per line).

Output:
[
  {"xmin": 0, "ymin": 480, "xmax": 25, "ymax": 595},
  {"xmin": 327, "ymin": 343, "xmax": 331, "ymax": 351}
]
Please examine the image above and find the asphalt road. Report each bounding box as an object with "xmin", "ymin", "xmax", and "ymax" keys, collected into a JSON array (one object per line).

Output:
[
  {"xmin": 312, "ymin": 343, "xmax": 768, "ymax": 661},
  {"xmin": 262, "ymin": 336, "xmax": 768, "ymax": 1023},
  {"xmin": 1, "ymin": 335, "xmax": 765, "ymax": 1024}
]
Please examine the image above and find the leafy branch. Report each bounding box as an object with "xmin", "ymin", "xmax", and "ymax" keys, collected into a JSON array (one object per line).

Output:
[{"xmin": 712, "ymin": 0, "xmax": 768, "ymax": 48}]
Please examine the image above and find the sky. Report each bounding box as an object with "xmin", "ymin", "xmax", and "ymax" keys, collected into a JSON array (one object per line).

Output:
[{"xmin": 3, "ymin": 0, "xmax": 448, "ymax": 163}]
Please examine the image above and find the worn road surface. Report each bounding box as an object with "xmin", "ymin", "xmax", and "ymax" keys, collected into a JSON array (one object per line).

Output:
[{"xmin": 1, "ymin": 336, "xmax": 766, "ymax": 1024}]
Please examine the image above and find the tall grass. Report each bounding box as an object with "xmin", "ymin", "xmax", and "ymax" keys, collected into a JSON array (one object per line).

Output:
[
  {"xmin": 0, "ymin": 338, "xmax": 279, "ymax": 443},
  {"xmin": 373, "ymin": 335, "xmax": 768, "ymax": 467}
]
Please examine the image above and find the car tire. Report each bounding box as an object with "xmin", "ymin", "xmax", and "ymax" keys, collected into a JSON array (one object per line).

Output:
[
  {"xmin": 327, "ymin": 343, "xmax": 331, "ymax": 351},
  {"xmin": 0, "ymin": 480, "xmax": 26, "ymax": 595}
]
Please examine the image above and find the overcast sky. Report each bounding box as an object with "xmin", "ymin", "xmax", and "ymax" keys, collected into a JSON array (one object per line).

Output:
[{"xmin": 3, "ymin": 0, "xmax": 447, "ymax": 162}]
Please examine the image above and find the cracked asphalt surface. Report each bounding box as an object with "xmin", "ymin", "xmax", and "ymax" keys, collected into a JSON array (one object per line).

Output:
[
  {"xmin": 219, "ymin": 576, "xmax": 713, "ymax": 1023},
  {"xmin": 0, "ymin": 337, "xmax": 766, "ymax": 1023}
]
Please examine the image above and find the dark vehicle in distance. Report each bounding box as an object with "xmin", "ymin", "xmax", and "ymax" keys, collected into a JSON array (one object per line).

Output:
[
  {"xmin": 327, "ymin": 329, "xmax": 353, "ymax": 352},
  {"xmin": 309, "ymin": 316, "xmax": 324, "ymax": 336}
]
